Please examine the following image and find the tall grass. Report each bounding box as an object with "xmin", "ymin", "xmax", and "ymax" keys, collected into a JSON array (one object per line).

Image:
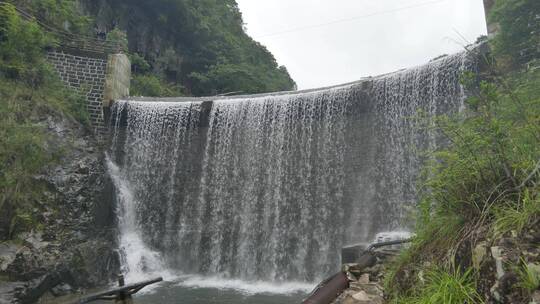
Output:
[
  {"xmin": 384, "ymin": 39, "xmax": 540, "ymax": 304},
  {"xmin": 393, "ymin": 268, "xmax": 483, "ymax": 304},
  {"xmin": 492, "ymin": 190, "xmax": 540, "ymax": 237},
  {"xmin": 517, "ymin": 259, "xmax": 540, "ymax": 293}
]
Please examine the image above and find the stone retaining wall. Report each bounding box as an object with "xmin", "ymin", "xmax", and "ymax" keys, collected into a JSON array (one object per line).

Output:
[
  {"xmin": 46, "ymin": 50, "xmax": 108, "ymax": 134},
  {"xmin": 46, "ymin": 50, "xmax": 131, "ymax": 136}
]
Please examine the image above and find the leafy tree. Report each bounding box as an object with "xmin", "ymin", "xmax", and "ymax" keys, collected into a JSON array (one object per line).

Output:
[
  {"xmin": 79, "ymin": 0, "xmax": 296, "ymax": 96},
  {"xmin": 106, "ymin": 27, "xmax": 128, "ymax": 53},
  {"xmin": 131, "ymin": 74, "xmax": 185, "ymax": 97},
  {"xmin": 490, "ymin": 0, "xmax": 540, "ymax": 66},
  {"xmin": 0, "ymin": 3, "xmax": 54, "ymax": 85},
  {"xmin": 12, "ymin": 0, "xmax": 92, "ymax": 35}
]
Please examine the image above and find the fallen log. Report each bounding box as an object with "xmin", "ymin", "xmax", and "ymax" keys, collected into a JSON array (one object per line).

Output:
[{"xmin": 76, "ymin": 276, "xmax": 163, "ymax": 304}]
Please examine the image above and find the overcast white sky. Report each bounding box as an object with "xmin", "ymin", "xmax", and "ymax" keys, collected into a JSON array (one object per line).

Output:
[{"xmin": 236, "ymin": 0, "xmax": 488, "ymax": 90}]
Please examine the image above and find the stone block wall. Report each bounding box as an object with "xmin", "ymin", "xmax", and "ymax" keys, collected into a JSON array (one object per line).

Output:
[{"xmin": 46, "ymin": 50, "xmax": 108, "ymax": 134}]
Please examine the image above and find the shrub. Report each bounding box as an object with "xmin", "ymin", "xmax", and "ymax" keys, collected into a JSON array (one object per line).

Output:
[
  {"xmin": 490, "ymin": 0, "xmax": 540, "ymax": 67},
  {"xmin": 131, "ymin": 74, "xmax": 184, "ymax": 97},
  {"xmin": 106, "ymin": 28, "xmax": 128, "ymax": 53},
  {"xmin": 0, "ymin": 3, "xmax": 54, "ymax": 85},
  {"xmin": 492, "ymin": 189, "xmax": 540, "ymax": 237},
  {"xmin": 517, "ymin": 259, "xmax": 540, "ymax": 293},
  {"xmin": 385, "ymin": 50, "xmax": 540, "ymax": 304},
  {"xmin": 394, "ymin": 268, "xmax": 483, "ymax": 304},
  {"xmin": 18, "ymin": 0, "xmax": 92, "ymax": 35}
]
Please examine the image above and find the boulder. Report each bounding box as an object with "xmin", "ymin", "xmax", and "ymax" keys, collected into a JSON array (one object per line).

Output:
[{"xmin": 472, "ymin": 241, "xmax": 488, "ymax": 271}]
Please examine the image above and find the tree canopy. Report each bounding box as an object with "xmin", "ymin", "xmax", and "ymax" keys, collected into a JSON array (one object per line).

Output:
[
  {"xmin": 490, "ymin": 0, "xmax": 540, "ymax": 66},
  {"xmin": 81, "ymin": 0, "xmax": 296, "ymax": 96}
]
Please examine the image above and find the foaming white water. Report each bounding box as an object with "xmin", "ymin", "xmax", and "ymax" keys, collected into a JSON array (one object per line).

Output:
[
  {"xmin": 106, "ymin": 157, "xmax": 174, "ymax": 284},
  {"xmin": 107, "ymin": 50, "xmax": 476, "ymax": 284},
  {"xmin": 373, "ymin": 231, "xmax": 413, "ymax": 243},
  {"xmin": 177, "ymin": 275, "xmax": 314, "ymax": 295}
]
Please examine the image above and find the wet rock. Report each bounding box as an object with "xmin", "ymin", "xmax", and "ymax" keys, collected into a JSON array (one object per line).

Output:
[
  {"xmin": 0, "ymin": 112, "xmax": 118, "ymax": 303},
  {"xmin": 76, "ymin": 162, "xmax": 90, "ymax": 175},
  {"xmin": 0, "ymin": 282, "xmax": 25, "ymax": 304},
  {"xmin": 338, "ymin": 282, "xmax": 384, "ymax": 304},
  {"xmin": 490, "ymin": 281, "xmax": 502, "ymax": 303},
  {"xmin": 6, "ymin": 247, "xmax": 47, "ymax": 281},
  {"xmin": 491, "ymin": 246, "xmax": 505, "ymax": 279},
  {"xmin": 531, "ymin": 290, "xmax": 540, "ymax": 304},
  {"xmin": 473, "ymin": 241, "xmax": 488, "ymax": 271},
  {"xmin": 334, "ymin": 247, "xmax": 390, "ymax": 304},
  {"xmin": 18, "ymin": 273, "xmax": 62, "ymax": 304},
  {"xmin": 351, "ymin": 291, "xmax": 369, "ymax": 301},
  {"xmin": 357, "ymin": 274, "xmax": 369, "ymax": 284},
  {"xmin": 50, "ymin": 283, "xmax": 73, "ymax": 297},
  {"xmin": 21, "ymin": 232, "xmax": 49, "ymax": 251},
  {"xmin": 0, "ymin": 243, "xmax": 20, "ymax": 272}
]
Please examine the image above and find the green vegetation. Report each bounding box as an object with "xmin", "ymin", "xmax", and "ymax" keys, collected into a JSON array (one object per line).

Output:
[
  {"xmin": 392, "ymin": 268, "xmax": 482, "ymax": 304},
  {"xmin": 131, "ymin": 74, "xmax": 184, "ymax": 97},
  {"xmin": 11, "ymin": 0, "xmax": 92, "ymax": 35},
  {"xmin": 0, "ymin": 3, "xmax": 88, "ymax": 239},
  {"xmin": 517, "ymin": 259, "xmax": 540, "ymax": 292},
  {"xmin": 386, "ymin": 65, "xmax": 540, "ymax": 301},
  {"xmin": 1, "ymin": 0, "xmax": 296, "ymax": 238},
  {"xmin": 385, "ymin": 0, "xmax": 540, "ymax": 302},
  {"xmin": 0, "ymin": 3, "xmax": 53, "ymax": 85},
  {"xmin": 492, "ymin": 189, "xmax": 540, "ymax": 238},
  {"xmin": 490, "ymin": 0, "xmax": 540, "ymax": 67},
  {"xmin": 79, "ymin": 0, "xmax": 296, "ymax": 96},
  {"xmin": 12, "ymin": 0, "xmax": 296, "ymax": 96}
]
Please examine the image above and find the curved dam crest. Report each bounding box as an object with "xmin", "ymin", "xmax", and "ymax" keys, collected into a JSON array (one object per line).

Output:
[{"xmin": 108, "ymin": 51, "xmax": 476, "ymax": 284}]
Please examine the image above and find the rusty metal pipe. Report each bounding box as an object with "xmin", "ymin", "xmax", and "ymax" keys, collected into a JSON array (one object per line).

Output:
[
  {"xmin": 302, "ymin": 272, "xmax": 349, "ymax": 304},
  {"xmin": 367, "ymin": 238, "xmax": 412, "ymax": 251}
]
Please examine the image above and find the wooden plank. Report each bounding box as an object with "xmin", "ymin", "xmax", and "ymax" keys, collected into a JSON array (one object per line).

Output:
[{"xmin": 77, "ymin": 277, "xmax": 163, "ymax": 304}]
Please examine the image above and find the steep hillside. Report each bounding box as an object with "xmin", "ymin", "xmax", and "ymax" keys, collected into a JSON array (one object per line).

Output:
[
  {"xmin": 86, "ymin": 0, "xmax": 296, "ymax": 96},
  {"xmin": 382, "ymin": 0, "xmax": 540, "ymax": 303},
  {"xmin": 0, "ymin": 4, "xmax": 117, "ymax": 303},
  {"xmin": 14, "ymin": 0, "xmax": 296, "ymax": 97}
]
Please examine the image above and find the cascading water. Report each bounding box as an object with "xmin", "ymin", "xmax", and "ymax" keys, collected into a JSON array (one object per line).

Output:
[
  {"xmin": 108, "ymin": 51, "xmax": 475, "ymax": 287},
  {"xmin": 106, "ymin": 158, "xmax": 170, "ymax": 283}
]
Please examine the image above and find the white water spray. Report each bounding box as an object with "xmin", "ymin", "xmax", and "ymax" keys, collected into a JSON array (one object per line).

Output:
[
  {"xmin": 107, "ymin": 50, "xmax": 476, "ymax": 289},
  {"xmin": 106, "ymin": 157, "xmax": 173, "ymax": 284}
]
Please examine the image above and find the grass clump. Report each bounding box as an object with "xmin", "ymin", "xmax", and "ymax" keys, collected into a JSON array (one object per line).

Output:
[
  {"xmin": 130, "ymin": 74, "xmax": 185, "ymax": 97},
  {"xmin": 492, "ymin": 190, "xmax": 540, "ymax": 238},
  {"xmin": 516, "ymin": 259, "xmax": 540, "ymax": 293},
  {"xmin": 394, "ymin": 268, "xmax": 483, "ymax": 304}
]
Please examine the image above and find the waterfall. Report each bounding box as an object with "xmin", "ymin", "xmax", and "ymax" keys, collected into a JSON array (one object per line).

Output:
[{"xmin": 108, "ymin": 51, "xmax": 474, "ymax": 284}]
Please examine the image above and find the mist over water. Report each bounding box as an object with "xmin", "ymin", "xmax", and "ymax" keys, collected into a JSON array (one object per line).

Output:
[{"xmin": 107, "ymin": 51, "xmax": 474, "ymax": 293}]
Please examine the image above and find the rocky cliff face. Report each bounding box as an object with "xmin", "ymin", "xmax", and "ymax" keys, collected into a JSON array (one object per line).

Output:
[
  {"xmin": 0, "ymin": 112, "xmax": 118, "ymax": 304},
  {"xmin": 74, "ymin": 0, "xmax": 296, "ymax": 95}
]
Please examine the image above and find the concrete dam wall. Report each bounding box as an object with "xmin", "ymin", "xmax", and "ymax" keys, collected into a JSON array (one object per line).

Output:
[{"xmin": 107, "ymin": 49, "xmax": 478, "ymax": 284}]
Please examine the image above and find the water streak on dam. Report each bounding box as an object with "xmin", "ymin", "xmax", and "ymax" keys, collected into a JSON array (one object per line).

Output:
[{"xmin": 108, "ymin": 51, "xmax": 475, "ymax": 283}]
